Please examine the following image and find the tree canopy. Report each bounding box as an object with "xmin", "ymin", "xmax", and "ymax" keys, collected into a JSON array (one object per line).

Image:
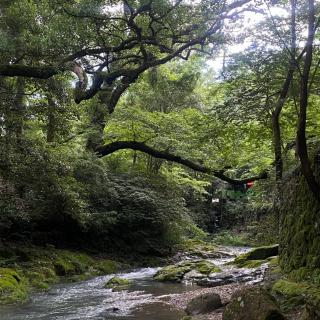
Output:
[{"xmin": 1, "ymin": 0, "xmax": 320, "ymax": 252}]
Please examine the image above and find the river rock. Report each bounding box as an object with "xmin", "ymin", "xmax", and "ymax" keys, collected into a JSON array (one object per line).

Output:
[
  {"xmin": 154, "ymin": 260, "xmax": 221, "ymax": 282},
  {"xmin": 184, "ymin": 269, "xmax": 204, "ymax": 281},
  {"xmin": 222, "ymin": 287, "xmax": 285, "ymax": 320},
  {"xmin": 197, "ymin": 268, "xmax": 264, "ymax": 287},
  {"xmin": 185, "ymin": 293, "xmax": 222, "ymax": 315},
  {"xmin": 104, "ymin": 277, "xmax": 132, "ymax": 291},
  {"xmin": 233, "ymin": 245, "xmax": 279, "ymax": 268}
]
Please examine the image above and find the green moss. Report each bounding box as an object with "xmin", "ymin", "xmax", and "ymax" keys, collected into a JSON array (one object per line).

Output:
[
  {"xmin": 182, "ymin": 239, "xmax": 216, "ymax": 255},
  {"xmin": 272, "ymin": 280, "xmax": 309, "ymax": 297},
  {"xmin": 268, "ymin": 256, "xmax": 279, "ymax": 266},
  {"xmin": 242, "ymin": 259, "xmax": 267, "ymax": 268},
  {"xmin": 33, "ymin": 281, "xmax": 49, "ymax": 290},
  {"xmin": 0, "ymin": 268, "xmax": 28, "ymax": 304},
  {"xmin": 95, "ymin": 259, "xmax": 119, "ymax": 274},
  {"xmin": 196, "ymin": 261, "xmax": 221, "ymax": 274},
  {"xmin": 53, "ymin": 256, "xmax": 76, "ymax": 276},
  {"xmin": 278, "ymin": 161, "xmax": 320, "ymax": 275},
  {"xmin": 0, "ymin": 246, "xmax": 124, "ymax": 305},
  {"xmin": 285, "ymin": 267, "xmax": 320, "ymax": 285},
  {"xmin": 154, "ymin": 263, "xmax": 193, "ymax": 282},
  {"xmin": 23, "ymin": 265, "xmax": 58, "ymax": 289},
  {"xmin": 232, "ymin": 245, "xmax": 278, "ymax": 268},
  {"xmin": 272, "ymin": 279, "xmax": 320, "ymax": 312},
  {"xmin": 104, "ymin": 277, "xmax": 132, "ymax": 290}
]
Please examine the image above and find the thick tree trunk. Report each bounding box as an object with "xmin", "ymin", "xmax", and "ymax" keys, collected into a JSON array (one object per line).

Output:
[
  {"xmin": 272, "ymin": 0, "xmax": 296, "ymax": 181},
  {"xmin": 86, "ymin": 94, "xmax": 108, "ymax": 150},
  {"xmin": 296, "ymin": 0, "xmax": 320, "ymax": 200},
  {"xmin": 46, "ymin": 95, "xmax": 56, "ymax": 143}
]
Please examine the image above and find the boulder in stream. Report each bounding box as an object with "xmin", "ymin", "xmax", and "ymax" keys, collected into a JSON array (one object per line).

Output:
[
  {"xmin": 104, "ymin": 277, "xmax": 132, "ymax": 291},
  {"xmin": 222, "ymin": 287, "xmax": 285, "ymax": 320},
  {"xmin": 197, "ymin": 267, "xmax": 265, "ymax": 287},
  {"xmin": 185, "ymin": 292, "xmax": 222, "ymax": 315},
  {"xmin": 233, "ymin": 245, "xmax": 279, "ymax": 268},
  {"xmin": 153, "ymin": 260, "xmax": 221, "ymax": 282}
]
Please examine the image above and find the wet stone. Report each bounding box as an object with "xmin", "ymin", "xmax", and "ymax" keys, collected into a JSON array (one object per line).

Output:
[
  {"xmin": 222, "ymin": 286, "xmax": 285, "ymax": 320},
  {"xmin": 184, "ymin": 270, "xmax": 204, "ymax": 281},
  {"xmin": 185, "ymin": 292, "xmax": 222, "ymax": 315},
  {"xmin": 197, "ymin": 268, "xmax": 265, "ymax": 287}
]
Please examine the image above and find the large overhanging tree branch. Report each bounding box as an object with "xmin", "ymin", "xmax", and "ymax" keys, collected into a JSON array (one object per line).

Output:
[
  {"xmin": 0, "ymin": 0, "xmax": 252, "ymax": 113},
  {"xmin": 96, "ymin": 141, "xmax": 268, "ymax": 185}
]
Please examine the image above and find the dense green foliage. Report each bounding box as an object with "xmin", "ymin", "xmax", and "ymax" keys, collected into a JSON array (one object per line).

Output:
[{"xmin": 1, "ymin": 6, "xmax": 320, "ymax": 317}]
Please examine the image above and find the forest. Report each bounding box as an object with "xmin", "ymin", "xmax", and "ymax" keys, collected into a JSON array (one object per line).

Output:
[{"xmin": 0, "ymin": 0, "xmax": 320, "ymax": 319}]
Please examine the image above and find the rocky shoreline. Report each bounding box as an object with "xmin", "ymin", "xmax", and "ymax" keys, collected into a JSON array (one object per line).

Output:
[
  {"xmin": 152, "ymin": 243, "xmax": 295, "ymax": 320},
  {"xmin": 168, "ymin": 283, "xmax": 246, "ymax": 320}
]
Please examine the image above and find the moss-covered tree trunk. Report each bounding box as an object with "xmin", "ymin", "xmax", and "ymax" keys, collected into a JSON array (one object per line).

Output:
[{"xmin": 279, "ymin": 150, "xmax": 320, "ymax": 273}]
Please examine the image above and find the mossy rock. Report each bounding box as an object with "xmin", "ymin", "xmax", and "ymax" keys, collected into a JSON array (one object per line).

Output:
[
  {"xmin": 223, "ymin": 287, "xmax": 285, "ymax": 320},
  {"xmin": 104, "ymin": 277, "xmax": 132, "ymax": 290},
  {"xmin": 233, "ymin": 245, "xmax": 278, "ymax": 268},
  {"xmin": 154, "ymin": 262, "xmax": 193, "ymax": 282},
  {"xmin": 0, "ymin": 246, "xmax": 124, "ymax": 305},
  {"xmin": 272, "ymin": 279, "xmax": 309, "ymax": 298},
  {"xmin": 0, "ymin": 268, "xmax": 28, "ymax": 304},
  {"xmin": 183, "ymin": 239, "xmax": 217, "ymax": 257},
  {"xmin": 242, "ymin": 245, "xmax": 278, "ymax": 260},
  {"xmin": 154, "ymin": 260, "xmax": 221, "ymax": 282},
  {"xmin": 196, "ymin": 260, "xmax": 221, "ymax": 274},
  {"xmin": 272, "ymin": 279, "xmax": 320, "ymax": 312},
  {"xmin": 287, "ymin": 267, "xmax": 320, "ymax": 284}
]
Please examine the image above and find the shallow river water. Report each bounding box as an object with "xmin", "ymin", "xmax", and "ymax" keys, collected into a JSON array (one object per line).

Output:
[{"xmin": 0, "ymin": 247, "xmax": 261, "ymax": 320}]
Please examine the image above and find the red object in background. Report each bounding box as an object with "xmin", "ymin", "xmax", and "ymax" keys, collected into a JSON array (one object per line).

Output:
[{"xmin": 247, "ymin": 181, "xmax": 254, "ymax": 189}]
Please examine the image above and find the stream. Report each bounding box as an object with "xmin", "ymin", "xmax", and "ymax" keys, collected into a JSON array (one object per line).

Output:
[{"xmin": 0, "ymin": 247, "xmax": 267, "ymax": 320}]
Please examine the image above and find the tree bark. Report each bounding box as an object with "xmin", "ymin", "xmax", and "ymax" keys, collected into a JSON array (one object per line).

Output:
[
  {"xmin": 46, "ymin": 94, "xmax": 56, "ymax": 143},
  {"xmin": 0, "ymin": 65, "xmax": 59, "ymax": 78},
  {"xmin": 296, "ymin": 0, "xmax": 320, "ymax": 200},
  {"xmin": 13, "ymin": 77, "xmax": 25, "ymax": 144},
  {"xmin": 272, "ymin": 0, "xmax": 296, "ymax": 181}
]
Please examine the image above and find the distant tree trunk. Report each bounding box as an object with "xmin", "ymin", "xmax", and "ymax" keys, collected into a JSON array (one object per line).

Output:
[
  {"xmin": 46, "ymin": 94, "xmax": 56, "ymax": 143},
  {"xmin": 13, "ymin": 77, "xmax": 25, "ymax": 144},
  {"xmin": 296, "ymin": 0, "xmax": 320, "ymax": 200},
  {"xmin": 272, "ymin": 0, "xmax": 296, "ymax": 181}
]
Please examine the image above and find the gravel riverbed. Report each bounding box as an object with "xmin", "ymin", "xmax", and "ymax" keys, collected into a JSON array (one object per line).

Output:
[{"xmin": 166, "ymin": 282, "xmax": 248, "ymax": 320}]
